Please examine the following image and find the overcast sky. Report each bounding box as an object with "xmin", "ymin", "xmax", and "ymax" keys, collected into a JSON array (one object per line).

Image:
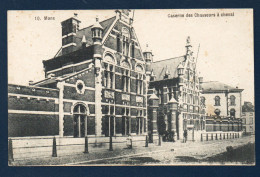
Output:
[{"xmin": 8, "ymin": 9, "xmax": 254, "ymax": 103}]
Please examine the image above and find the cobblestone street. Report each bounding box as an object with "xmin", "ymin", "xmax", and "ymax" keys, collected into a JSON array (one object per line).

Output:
[{"xmin": 11, "ymin": 135, "xmax": 254, "ymax": 166}]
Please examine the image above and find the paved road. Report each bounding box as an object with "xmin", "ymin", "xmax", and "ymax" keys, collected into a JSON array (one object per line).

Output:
[{"xmin": 71, "ymin": 135, "xmax": 254, "ymax": 165}]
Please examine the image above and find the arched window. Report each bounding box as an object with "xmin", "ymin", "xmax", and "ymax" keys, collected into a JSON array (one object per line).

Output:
[
  {"xmin": 73, "ymin": 104, "xmax": 87, "ymax": 137},
  {"xmin": 230, "ymin": 95, "xmax": 236, "ymax": 106},
  {"xmin": 104, "ymin": 53, "xmax": 115, "ymax": 64},
  {"xmin": 230, "ymin": 108, "xmax": 236, "ymax": 117},
  {"xmin": 215, "ymin": 96, "xmax": 220, "ymax": 106},
  {"xmin": 122, "ymin": 28, "xmax": 130, "ymax": 56}
]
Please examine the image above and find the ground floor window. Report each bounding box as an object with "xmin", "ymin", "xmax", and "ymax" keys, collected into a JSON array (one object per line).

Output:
[
  {"xmin": 102, "ymin": 115, "xmax": 147, "ymax": 136},
  {"xmin": 73, "ymin": 104, "xmax": 94, "ymax": 137}
]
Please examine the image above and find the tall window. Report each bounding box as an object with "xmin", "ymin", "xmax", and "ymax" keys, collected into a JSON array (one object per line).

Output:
[
  {"xmin": 230, "ymin": 95, "xmax": 236, "ymax": 106},
  {"xmin": 215, "ymin": 96, "xmax": 220, "ymax": 106},
  {"xmin": 103, "ymin": 63, "xmax": 114, "ymax": 89},
  {"xmin": 136, "ymin": 74, "xmax": 143, "ymax": 95},
  {"xmin": 122, "ymin": 28, "xmax": 130, "ymax": 56},
  {"xmin": 117, "ymin": 34, "xmax": 121, "ymax": 52},
  {"xmin": 200, "ymin": 96, "xmax": 206, "ymax": 106},
  {"xmin": 122, "ymin": 69, "xmax": 130, "ymax": 92},
  {"xmin": 131, "ymin": 41, "xmax": 135, "ymax": 58}
]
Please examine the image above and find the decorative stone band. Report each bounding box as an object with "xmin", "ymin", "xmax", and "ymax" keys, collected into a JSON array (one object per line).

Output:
[
  {"xmin": 94, "ymin": 54, "xmax": 102, "ymax": 58},
  {"xmin": 93, "ymin": 41, "xmax": 102, "ymax": 45},
  {"xmin": 62, "ymin": 43, "xmax": 76, "ymax": 48},
  {"xmin": 62, "ymin": 32, "xmax": 76, "ymax": 38},
  {"xmin": 136, "ymin": 96, "xmax": 143, "ymax": 103},
  {"xmin": 104, "ymin": 90, "xmax": 115, "ymax": 99},
  {"xmin": 122, "ymin": 94, "xmax": 130, "ymax": 101}
]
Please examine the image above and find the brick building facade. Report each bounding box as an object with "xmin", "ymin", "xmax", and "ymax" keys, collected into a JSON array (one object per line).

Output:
[
  {"xmin": 8, "ymin": 10, "xmax": 244, "ymax": 142},
  {"xmin": 8, "ymin": 10, "xmax": 148, "ymax": 138}
]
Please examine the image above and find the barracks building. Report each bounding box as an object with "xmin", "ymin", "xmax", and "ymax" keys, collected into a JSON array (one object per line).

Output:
[{"xmin": 8, "ymin": 10, "xmax": 243, "ymax": 142}]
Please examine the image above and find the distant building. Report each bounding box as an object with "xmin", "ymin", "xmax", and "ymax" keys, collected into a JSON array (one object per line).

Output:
[
  {"xmin": 242, "ymin": 102, "xmax": 255, "ymax": 135},
  {"xmin": 200, "ymin": 81, "xmax": 243, "ymax": 132}
]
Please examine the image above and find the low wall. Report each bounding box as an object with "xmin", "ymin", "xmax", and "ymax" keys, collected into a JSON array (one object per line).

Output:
[
  {"xmin": 9, "ymin": 135, "xmax": 159, "ymax": 160},
  {"xmin": 200, "ymin": 131, "xmax": 243, "ymax": 141}
]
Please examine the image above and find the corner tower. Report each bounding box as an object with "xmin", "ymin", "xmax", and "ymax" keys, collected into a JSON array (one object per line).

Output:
[
  {"xmin": 143, "ymin": 44, "xmax": 153, "ymax": 82},
  {"xmin": 91, "ymin": 17, "xmax": 104, "ymax": 136}
]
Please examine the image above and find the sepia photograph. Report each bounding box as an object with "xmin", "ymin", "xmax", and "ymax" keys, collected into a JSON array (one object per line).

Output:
[{"xmin": 7, "ymin": 9, "xmax": 254, "ymax": 166}]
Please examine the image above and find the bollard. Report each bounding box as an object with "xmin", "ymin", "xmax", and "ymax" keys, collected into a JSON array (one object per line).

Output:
[
  {"xmin": 158, "ymin": 134, "xmax": 161, "ymax": 146},
  {"xmin": 223, "ymin": 133, "xmax": 225, "ymax": 139},
  {"xmin": 233, "ymin": 133, "xmax": 234, "ymax": 139},
  {"xmin": 238, "ymin": 133, "xmax": 240, "ymax": 138},
  {"xmin": 145, "ymin": 135, "xmax": 148, "ymax": 147},
  {"xmin": 211, "ymin": 133, "xmax": 213, "ymax": 140},
  {"xmin": 130, "ymin": 139, "xmax": 133, "ymax": 149},
  {"xmin": 216, "ymin": 133, "xmax": 218, "ymax": 140},
  {"xmin": 84, "ymin": 136, "xmax": 89, "ymax": 154},
  {"xmin": 8, "ymin": 139, "xmax": 14, "ymax": 163},
  {"xmin": 52, "ymin": 137, "xmax": 57, "ymax": 157},
  {"xmin": 220, "ymin": 133, "xmax": 222, "ymax": 140},
  {"xmin": 206, "ymin": 134, "xmax": 208, "ymax": 141},
  {"xmin": 109, "ymin": 135, "xmax": 113, "ymax": 151},
  {"xmin": 201, "ymin": 134, "xmax": 203, "ymax": 142},
  {"xmin": 227, "ymin": 133, "xmax": 229, "ymax": 139}
]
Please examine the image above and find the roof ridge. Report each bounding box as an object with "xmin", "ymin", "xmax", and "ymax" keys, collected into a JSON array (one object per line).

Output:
[{"xmin": 152, "ymin": 56, "xmax": 185, "ymax": 63}]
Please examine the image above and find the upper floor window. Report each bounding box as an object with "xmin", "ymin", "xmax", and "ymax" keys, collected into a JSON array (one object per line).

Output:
[
  {"xmin": 122, "ymin": 28, "xmax": 130, "ymax": 56},
  {"xmin": 215, "ymin": 96, "xmax": 220, "ymax": 106},
  {"xmin": 200, "ymin": 96, "xmax": 206, "ymax": 106},
  {"xmin": 122, "ymin": 69, "xmax": 130, "ymax": 92},
  {"xmin": 103, "ymin": 62, "xmax": 114, "ymax": 89},
  {"xmin": 230, "ymin": 95, "xmax": 236, "ymax": 106},
  {"xmin": 136, "ymin": 74, "xmax": 143, "ymax": 95}
]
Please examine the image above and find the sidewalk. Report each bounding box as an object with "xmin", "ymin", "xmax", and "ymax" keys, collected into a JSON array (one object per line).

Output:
[
  {"xmin": 10, "ymin": 136, "xmax": 254, "ymax": 166},
  {"xmin": 10, "ymin": 140, "xmax": 177, "ymax": 166}
]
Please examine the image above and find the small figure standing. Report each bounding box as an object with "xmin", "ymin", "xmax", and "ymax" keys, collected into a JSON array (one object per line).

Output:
[
  {"xmin": 183, "ymin": 129, "xmax": 188, "ymax": 143},
  {"xmin": 126, "ymin": 134, "xmax": 133, "ymax": 149}
]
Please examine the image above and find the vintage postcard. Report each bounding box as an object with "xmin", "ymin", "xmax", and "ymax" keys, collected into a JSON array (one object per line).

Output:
[{"xmin": 8, "ymin": 9, "xmax": 254, "ymax": 166}]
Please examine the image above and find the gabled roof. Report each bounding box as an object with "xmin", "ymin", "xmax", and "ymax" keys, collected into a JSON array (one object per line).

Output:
[
  {"xmin": 73, "ymin": 16, "xmax": 116, "ymax": 51},
  {"xmin": 33, "ymin": 63, "xmax": 94, "ymax": 87},
  {"xmin": 201, "ymin": 81, "xmax": 243, "ymax": 93},
  {"xmin": 151, "ymin": 56, "xmax": 185, "ymax": 81}
]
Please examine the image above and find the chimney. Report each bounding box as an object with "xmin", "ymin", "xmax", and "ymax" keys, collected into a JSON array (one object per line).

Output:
[{"xmin": 61, "ymin": 14, "xmax": 81, "ymax": 55}]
